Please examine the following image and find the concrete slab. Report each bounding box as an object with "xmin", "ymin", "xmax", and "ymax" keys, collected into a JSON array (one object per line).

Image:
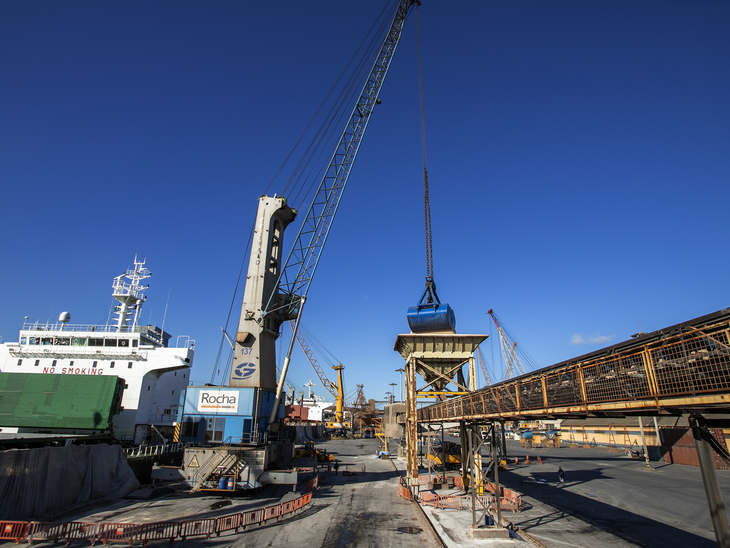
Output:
[{"xmin": 467, "ymin": 525, "xmax": 511, "ymax": 540}]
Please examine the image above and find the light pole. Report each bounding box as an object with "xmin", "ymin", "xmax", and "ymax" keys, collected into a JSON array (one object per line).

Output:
[
  {"xmin": 390, "ymin": 383, "xmax": 397, "ymax": 404},
  {"xmin": 396, "ymin": 368, "xmax": 404, "ymax": 403},
  {"xmin": 385, "ymin": 391, "xmax": 392, "ymax": 405}
]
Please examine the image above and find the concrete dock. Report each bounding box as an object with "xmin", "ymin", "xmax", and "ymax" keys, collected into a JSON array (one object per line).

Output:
[{"xmin": 10, "ymin": 438, "xmax": 729, "ymax": 548}]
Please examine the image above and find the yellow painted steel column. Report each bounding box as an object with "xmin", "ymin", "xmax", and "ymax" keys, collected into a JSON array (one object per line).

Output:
[
  {"xmin": 577, "ymin": 366, "xmax": 588, "ymax": 405},
  {"xmin": 641, "ymin": 349, "xmax": 659, "ymax": 397},
  {"xmin": 406, "ymin": 355, "xmax": 419, "ymax": 480}
]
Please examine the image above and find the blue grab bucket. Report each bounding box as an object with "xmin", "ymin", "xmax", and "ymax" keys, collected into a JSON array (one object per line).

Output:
[{"xmin": 407, "ymin": 303, "xmax": 456, "ymax": 333}]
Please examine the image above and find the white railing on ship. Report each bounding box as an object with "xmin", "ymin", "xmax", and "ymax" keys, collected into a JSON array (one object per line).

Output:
[
  {"xmin": 23, "ymin": 322, "xmax": 128, "ymax": 333},
  {"xmin": 10, "ymin": 346, "xmax": 149, "ymax": 360},
  {"xmin": 124, "ymin": 442, "xmax": 187, "ymax": 458}
]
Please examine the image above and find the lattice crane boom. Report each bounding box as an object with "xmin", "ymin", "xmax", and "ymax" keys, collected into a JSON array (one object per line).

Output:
[
  {"xmin": 487, "ymin": 309, "xmax": 528, "ymax": 381},
  {"xmin": 476, "ymin": 346, "xmax": 493, "ymax": 387},
  {"xmin": 290, "ymin": 320, "xmax": 339, "ymax": 399},
  {"xmin": 261, "ymin": 0, "xmax": 418, "ymax": 426},
  {"xmin": 265, "ymin": 0, "xmax": 417, "ymax": 321}
]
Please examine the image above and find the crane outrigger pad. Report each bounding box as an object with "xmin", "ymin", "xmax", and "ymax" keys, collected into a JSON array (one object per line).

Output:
[{"xmin": 406, "ymin": 277, "xmax": 456, "ymax": 333}]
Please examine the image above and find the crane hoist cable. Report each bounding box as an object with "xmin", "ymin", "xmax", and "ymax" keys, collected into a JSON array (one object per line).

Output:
[
  {"xmin": 416, "ymin": 3, "xmax": 433, "ymax": 281},
  {"xmin": 406, "ymin": 3, "xmax": 456, "ymax": 334}
]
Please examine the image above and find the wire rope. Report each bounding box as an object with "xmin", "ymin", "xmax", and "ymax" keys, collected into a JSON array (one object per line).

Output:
[{"xmin": 415, "ymin": 3, "xmax": 434, "ymax": 280}]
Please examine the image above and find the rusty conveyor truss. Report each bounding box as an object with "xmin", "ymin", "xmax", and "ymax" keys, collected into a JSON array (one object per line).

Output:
[{"xmin": 419, "ymin": 308, "xmax": 730, "ymax": 422}]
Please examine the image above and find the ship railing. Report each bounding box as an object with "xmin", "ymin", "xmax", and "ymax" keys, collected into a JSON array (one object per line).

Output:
[
  {"xmin": 147, "ymin": 414, "xmax": 176, "ymax": 424},
  {"xmin": 22, "ymin": 322, "xmax": 124, "ymax": 333},
  {"xmin": 10, "ymin": 346, "xmax": 148, "ymax": 361},
  {"xmin": 175, "ymin": 336, "xmax": 196, "ymax": 349},
  {"xmin": 123, "ymin": 442, "xmax": 187, "ymax": 458}
]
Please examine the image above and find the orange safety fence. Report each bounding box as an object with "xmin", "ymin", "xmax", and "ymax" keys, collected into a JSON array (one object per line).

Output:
[
  {"xmin": 138, "ymin": 522, "xmax": 178, "ymax": 546},
  {"xmin": 465, "ymin": 495, "xmax": 495, "ymax": 512},
  {"xmin": 398, "ymin": 482, "xmax": 412, "ymax": 501},
  {"xmin": 262, "ymin": 505, "xmax": 280, "ymax": 523},
  {"xmin": 305, "ymin": 473, "xmax": 323, "ymax": 492},
  {"xmin": 437, "ymin": 495, "xmax": 464, "ymax": 510},
  {"xmin": 8, "ymin": 490, "xmax": 316, "ymax": 546},
  {"xmin": 214, "ymin": 514, "xmax": 242, "ymax": 536},
  {"xmin": 400, "ymin": 475, "xmax": 523, "ymax": 514},
  {"xmin": 241, "ymin": 508, "xmax": 265, "ymax": 530},
  {"xmin": 178, "ymin": 518, "xmax": 216, "ymax": 541},
  {"xmin": 63, "ymin": 522, "xmax": 104, "ymax": 546},
  {"xmin": 27, "ymin": 522, "xmax": 65, "ymax": 545},
  {"xmin": 100, "ymin": 523, "xmax": 138, "ymax": 546},
  {"xmin": 418, "ymin": 492, "xmax": 438, "ymax": 508},
  {"xmin": 0, "ymin": 522, "xmax": 29, "ymax": 544}
]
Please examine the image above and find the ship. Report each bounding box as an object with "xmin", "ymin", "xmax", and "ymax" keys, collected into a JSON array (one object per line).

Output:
[{"xmin": 0, "ymin": 256, "xmax": 194, "ymax": 445}]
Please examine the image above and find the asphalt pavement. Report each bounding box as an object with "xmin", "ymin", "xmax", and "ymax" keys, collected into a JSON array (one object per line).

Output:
[
  {"xmin": 9, "ymin": 437, "xmax": 728, "ymax": 548},
  {"xmin": 20, "ymin": 438, "xmax": 436, "ymax": 548},
  {"xmin": 485, "ymin": 439, "xmax": 728, "ymax": 547}
]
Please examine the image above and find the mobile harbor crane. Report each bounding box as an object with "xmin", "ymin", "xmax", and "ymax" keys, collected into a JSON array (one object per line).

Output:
[{"xmin": 228, "ymin": 0, "xmax": 421, "ymax": 433}]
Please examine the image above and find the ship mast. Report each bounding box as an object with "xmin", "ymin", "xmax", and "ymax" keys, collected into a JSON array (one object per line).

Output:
[{"xmin": 112, "ymin": 256, "xmax": 151, "ymax": 332}]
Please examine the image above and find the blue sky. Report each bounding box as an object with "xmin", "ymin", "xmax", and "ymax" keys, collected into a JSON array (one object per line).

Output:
[{"xmin": 1, "ymin": 1, "xmax": 729, "ymax": 405}]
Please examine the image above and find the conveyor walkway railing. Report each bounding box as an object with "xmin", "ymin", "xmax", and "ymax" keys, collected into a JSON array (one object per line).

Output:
[{"xmin": 419, "ymin": 309, "xmax": 730, "ymax": 422}]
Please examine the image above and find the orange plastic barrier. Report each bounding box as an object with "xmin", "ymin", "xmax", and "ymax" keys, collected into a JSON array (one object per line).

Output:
[
  {"xmin": 262, "ymin": 504, "xmax": 280, "ymax": 523},
  {"xmin": 418, "ymin": 492, "xmax": 439, "ymax": 508},
  {"xmin": 241, "ymin": 508, "xmax": 264, "ymax": 530},
  {"xmin": 214, "ymin": 514, "xmax": 241, "ymax": 536},
  {"xmin": 178, "ymin": 518, "xmax": 215, "ymax": 540},
  {"xmin": 63, "ymin": 522, "xmax": 104, "ymax": 546},
  {"xmin": 0, "ymin": 522, "xmax": 29, "ymax": 544},
  {"xmin": 305, "ymin": 474, "xmax": 322, "ymax": 492},
  {"xmin": 100, "ymin": 523, "xmax": 138, "ymax": 545},
  {"xmin": 137, "ymin": 522, "xmax": 179, "ymax": 545},
  {"xmin": 437, "ymin": 495, "xmax": 464, "ymax": 510},
  {"xmin": 27, "ymin": 522, "xmax": 65, "ymax": 545},
  {"xmin": 465, "ymin": 495, "xmax": 495, "ymax": 512},
  {"xmin": 5, "ymin": 490, "xmax": 317, "ymax": 545}
]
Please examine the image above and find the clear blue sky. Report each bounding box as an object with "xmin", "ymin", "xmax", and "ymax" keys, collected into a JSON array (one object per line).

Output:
[{"xmin": 1, "ymin": 1, "xmax": 728, "ymax": 405}]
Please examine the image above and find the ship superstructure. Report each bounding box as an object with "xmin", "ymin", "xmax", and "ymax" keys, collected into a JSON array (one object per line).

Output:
[{"xmin": 0, "ymin": 257, "xmax": 194, "ymax": 444}]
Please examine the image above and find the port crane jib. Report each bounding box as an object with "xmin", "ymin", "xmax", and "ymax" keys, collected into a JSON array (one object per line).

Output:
[{"xmin": 229, "ymin": 0, "xmax": 419, "ymax": 429}]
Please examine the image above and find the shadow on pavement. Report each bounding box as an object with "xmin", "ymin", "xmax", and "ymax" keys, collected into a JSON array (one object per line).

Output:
[{"xmin": 497, "ymin": 468, "xmax": 715, "ymax": 548}]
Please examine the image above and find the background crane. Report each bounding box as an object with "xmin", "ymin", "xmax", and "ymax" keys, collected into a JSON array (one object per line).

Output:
[
  {"xmin": 290, "ymin": 322, "xmax": 351, "ymax": 430},
  {"xmin": 487, "ymin": 309, "xmax": 539, "ymax": 381},
  {"xmin": 476, "ymin": 346, "xmax": 494, "ymax": 387}
]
